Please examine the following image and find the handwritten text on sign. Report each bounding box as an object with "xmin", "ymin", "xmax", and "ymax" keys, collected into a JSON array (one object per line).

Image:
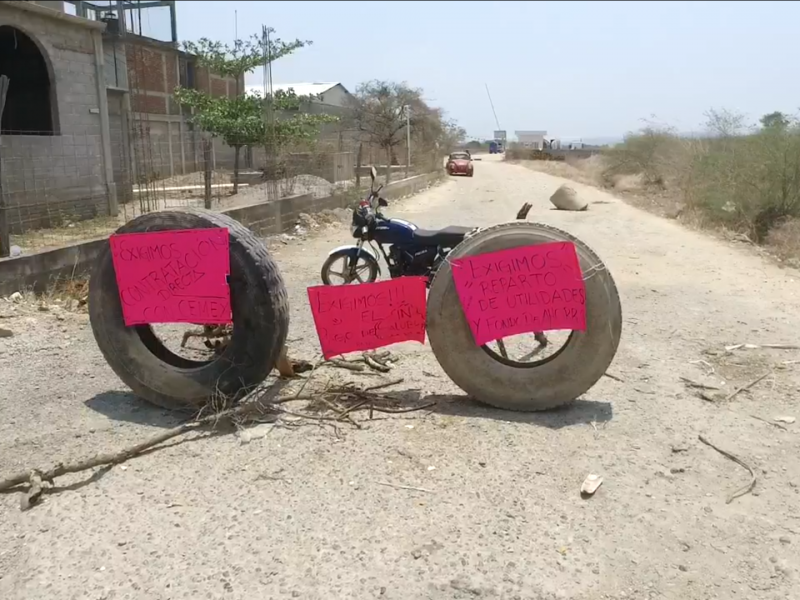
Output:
[
  {"xmin": 451, "ymin": 242, "xmax": 586, "ymax": 346},
  {"xmin": 308, "ymin": 277, "xmax": 427, "ymax": 359},
  {"xmin": 109, "ymin": 228, "xmax": 232, "ymax": 326}
]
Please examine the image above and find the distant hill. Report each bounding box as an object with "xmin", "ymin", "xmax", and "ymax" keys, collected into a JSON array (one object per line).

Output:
[
  {"xmin": 563, "ymin": 130, "xmax": 714, "ymax": 147},
  {"xmin": 582, "ymin": 136, "xmax": 622, "ymax": 146},
  {"xmin": 506, "ymin": 130, "xmax": 716, "ymax": 148},
  {"xmin": 559, "ymin": 136, "xmax": 622, "ymax": 147}
]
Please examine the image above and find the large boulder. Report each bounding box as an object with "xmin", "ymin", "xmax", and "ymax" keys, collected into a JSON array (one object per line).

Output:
[{"xmin": 549, "ymin": 184, "xmax": 588, "ymax": 211}]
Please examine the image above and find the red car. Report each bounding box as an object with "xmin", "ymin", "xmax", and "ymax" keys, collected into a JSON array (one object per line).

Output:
[{"xmin": 446, "ymin": 151, "xmax": 474, "ymax": 177}]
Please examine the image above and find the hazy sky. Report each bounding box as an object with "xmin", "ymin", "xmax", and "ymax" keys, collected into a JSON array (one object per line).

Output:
[{"xmin": 131, "ymin": 0, "xmax": 800, "ymax": 142}]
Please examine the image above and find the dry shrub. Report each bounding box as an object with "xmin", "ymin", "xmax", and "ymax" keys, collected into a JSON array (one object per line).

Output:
[
  {"xmin": 609, "ymin": 172, "xmax": 646, "ymax": 192},
  {"xmin": 684, "ymin": 127, "xmax": 800, "ymax": 242},
  {"xmin": 504, "ymin": 146, "xmax": 566, "ymax": 162},
  {"xmin": 599, "ymin": 115, "xmax": 800, "ymax": 250},
  {"xmin": 766, "ymin": 219, "xmax": 800, "ymax": 266},
  {"xmin": 601, "ymin": 126, "xmax": 692, "ymax": 189},
  {"xmin": 7, "ymin": 274, "xmax": 89, "ymax": 316},
  {"xmin": 506, "ymin": 113, "xmax": 800, "ymax": 259},
  {"xmin": 514, "ymin": 156, "xmax": 602, "ymax": 187}
]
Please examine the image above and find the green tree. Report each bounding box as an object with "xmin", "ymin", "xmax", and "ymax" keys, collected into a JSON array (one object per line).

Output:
[
  {"xmin": 760, "ymin": 111, "xmax": 791, "ymax": 131},
  {"xmin": 175, "ymin": 31, "xmax": 335, "ymax": 194},
  {"xmin": 182, "ymin": 31, "xmax": 308, "ymax": 96}
]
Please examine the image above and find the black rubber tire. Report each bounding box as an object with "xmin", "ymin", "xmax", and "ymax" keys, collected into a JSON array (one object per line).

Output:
[
  {"xmin": 426, "ymin": 221, "xmax": 622, "ymax": 411},
  {"xmin": 320, "ymin": 249, "xmax": 379, "ymax": 285},
  {"xmin": 89, "ymin": 209, "xmax": 289, "ymax": 411}
]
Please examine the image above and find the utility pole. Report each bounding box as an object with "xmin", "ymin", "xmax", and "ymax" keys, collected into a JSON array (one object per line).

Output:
[
  {"xmin": 485, "ymin": 83, "xmax": 505, "ymax": 149},
  {"xmin": 485, "ymin": 84, "xmax": 501, "ymax": 132},
  {"xmin": 404, "ymin": 105, "xmax": 411, "ymax": 179}
]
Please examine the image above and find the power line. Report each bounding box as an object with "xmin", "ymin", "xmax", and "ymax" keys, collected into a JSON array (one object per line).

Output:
[{"xmin": 484, "ymin": 83, "xmax": 501, "ymax": 132}]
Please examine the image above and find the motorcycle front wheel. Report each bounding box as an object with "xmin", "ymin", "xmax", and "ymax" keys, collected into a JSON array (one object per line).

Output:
[{"xmin": 320, "ymin": 249, "xmax": 380, "ymax": 285}]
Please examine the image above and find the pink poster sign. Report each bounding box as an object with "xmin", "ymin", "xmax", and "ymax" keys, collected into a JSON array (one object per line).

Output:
[
  {"xmin": 109, "ymin": 228, "xmax": 232, "ymax": 326},
  {"xmin": 451, "ymin": 242, "xmax": 587, "ymax": 346},
  {"xmin": 308, "ymin": 277, "xmax": 428, "ymax": 359}
]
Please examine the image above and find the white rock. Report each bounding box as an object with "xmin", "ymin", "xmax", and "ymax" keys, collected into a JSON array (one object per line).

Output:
[{"xmin": 550, "ymin": 184, "xmax": 588, "ymax": 211}]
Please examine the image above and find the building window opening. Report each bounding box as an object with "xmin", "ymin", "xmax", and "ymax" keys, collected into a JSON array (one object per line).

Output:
[{"xmin": 0, "ymin": 26, "xmax": 55, "ymax": 135}]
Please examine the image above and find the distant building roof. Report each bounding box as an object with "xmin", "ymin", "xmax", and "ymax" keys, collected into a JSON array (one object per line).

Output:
[
  {"xmin": 245, "ymin": 82, "xmax": 350, "ymax": 98},
  {"xmin": 515, "ymin": 130, "xmax": 548, "ymax": 137}
]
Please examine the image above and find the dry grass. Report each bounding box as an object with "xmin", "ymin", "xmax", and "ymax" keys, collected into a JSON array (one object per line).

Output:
[
  {"xmin": 11, "ymin": 216, "xmax": 122, "ymax": 253},
  {"xmin": 513, "ymin": 155, "xmax": 606, "ymax": 187},
  {"xmin": 159, "ymin": 169, "xmax": 234, "ymax": 189},
  {"xmin": 510, "ymin": 119, "xmax": 800, "ymax": 269},
  {"xmin": 766, "ymin": 219, "xmax": 800, "ymax": 267},
  {"xmin": 8, "ymin": 274, "xmax": 89, "ymax": 315}
]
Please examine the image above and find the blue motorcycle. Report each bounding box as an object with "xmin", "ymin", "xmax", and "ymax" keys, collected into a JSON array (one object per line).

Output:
[
  {"xmin": 321, "ymin": 167, "xmax": 475, "ymax": 286},
  {"xmin": 320, "ymin": 167, "xmax": 551, "ymax": 360}
]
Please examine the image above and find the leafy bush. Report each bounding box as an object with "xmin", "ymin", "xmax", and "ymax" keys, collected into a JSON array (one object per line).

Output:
[
  {"xmin": 599, "ymin": 112, "xmax": 800, "ymax": 243},
  {"xmin": 601, "ymin": 126, "xmax": 689, "ymax": 188},
  {"xmin": 685, "ymin": 122, "xmax": 800, "ymax": 242},
  {"xmin": 504, "ymin": 146, "xmax": 563, "ymax": 161}
]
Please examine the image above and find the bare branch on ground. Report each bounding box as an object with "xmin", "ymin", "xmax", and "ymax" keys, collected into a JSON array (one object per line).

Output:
[
  {"xmin": 0, "ymin": 365, "xmax": 431, "ymax": 510},
  {"xmin": 698, "ymin": 434, "xmax": 757, "ymax": 504}
]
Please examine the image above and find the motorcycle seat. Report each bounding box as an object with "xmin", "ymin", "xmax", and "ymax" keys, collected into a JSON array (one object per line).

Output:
[{"xmin": 412, "ymin": 226, "xmax": 473, "ymax": 248}]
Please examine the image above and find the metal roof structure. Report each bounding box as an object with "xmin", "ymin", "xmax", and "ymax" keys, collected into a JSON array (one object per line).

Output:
[{"xmin": 245, "ymin": 82, "xmax": 348, "ymax": 97}]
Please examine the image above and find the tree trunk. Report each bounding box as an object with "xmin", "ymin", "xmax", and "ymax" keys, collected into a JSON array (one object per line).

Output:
[
  {"xmin": 384, "ymin": 147, "xmax": 392, "ymax": 184},
  {"xmin": 233, "ymin": 145, "xmax": 241, "ymax": 195}
]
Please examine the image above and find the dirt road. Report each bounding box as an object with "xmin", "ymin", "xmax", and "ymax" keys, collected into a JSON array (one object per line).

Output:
[{"xmin": 1, "ymin": 155, "xmax": 799, "ymax": 600}]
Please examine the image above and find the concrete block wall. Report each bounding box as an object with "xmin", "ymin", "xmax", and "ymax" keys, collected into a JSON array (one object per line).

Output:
[
  {"xmin": 105, "ymin": 35, "xmax": 357, "ymax": 186},
  {"xmin": 244, "ymin": 150, "xmax": 356, "ymax": 184},
  {"xmin": 0, "ymin": 171, "xmax": 443, "ymax": 295},
  {"xmin": 0, "ymin": 4, "xmax": 109, "ymax": 232},
  {"xmin": 224, "ymin": 171, "xmax": 442, "ymax": 237},
  {"xmin": 103, "ymin": 34, "xmax": 127, "ymax": 89},
  {"xmin": 117, "ymin": 36, "xmax": 244, "ymax": 178},
  {"xmin": 124, "ymin": 36, "xmax": 241, "ymax": 116},
  {"xmin": 223, "ymin": 194, "xmax": 311, "ymax": 236}
]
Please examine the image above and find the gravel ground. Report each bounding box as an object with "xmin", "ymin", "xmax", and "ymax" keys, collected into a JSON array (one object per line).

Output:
[{"xmin": 1, "ymin": 155, "xmax": 800, "ymax": 600}]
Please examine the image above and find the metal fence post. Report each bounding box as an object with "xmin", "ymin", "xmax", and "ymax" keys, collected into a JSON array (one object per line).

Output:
[
  {"xmin": 203, "ymin": 137, "xmax": 212, "ymax": 209},
  {"xmin": 0, "ymin": 139, "xmax": 8, "ymax": 259}
]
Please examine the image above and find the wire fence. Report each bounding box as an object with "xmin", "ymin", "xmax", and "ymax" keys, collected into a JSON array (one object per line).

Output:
[
  {"xmin": 0, "ymin": 118, "xmax": 442, "ymax": 255},
  {"xmin": 0, "ymin": 130, "xmax": 114, "ymax": 253}
]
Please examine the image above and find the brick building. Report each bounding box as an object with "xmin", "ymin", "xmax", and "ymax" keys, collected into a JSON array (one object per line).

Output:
[
  {"xmin": 0, "ymin": 0, "xmax": 240, "ymax": 233},
  {"xmin": 0, "ymin": 1, "xmax": 114, "ymax": 231},
  {"xmin": 104, "ymin": 30, "xmax": 241, "ymax": 195}
]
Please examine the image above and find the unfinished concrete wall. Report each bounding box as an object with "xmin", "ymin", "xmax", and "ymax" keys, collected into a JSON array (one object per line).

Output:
[
  {"xmin": 0, "ymin": 170, "xmax": 443, "ymax": 295},
  {"xmin": 119, "ymin": 36, "xmax": 242, "ymax": 177},
  {"xmin": 0, "ymin": 3, "xmax": 110, "ymax": 232},
  {"xmin": 124, "ymin": 36, "xmax": 241, "ymax": 115},
  {"xmin": 102, "ymin": 34, "xmax": 127, "ymax": 89}
]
